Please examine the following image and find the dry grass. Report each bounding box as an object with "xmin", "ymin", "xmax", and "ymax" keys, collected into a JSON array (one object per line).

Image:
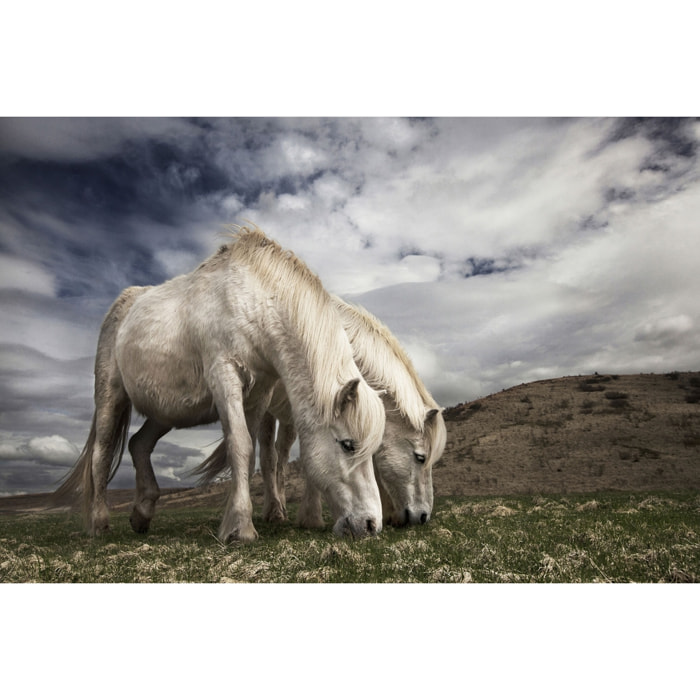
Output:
[{"xmin": 1, "ymin": 492, "xmax": 698, "ymax": 583}]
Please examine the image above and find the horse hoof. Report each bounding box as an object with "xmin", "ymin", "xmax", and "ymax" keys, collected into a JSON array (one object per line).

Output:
[
  {"xmin": 129, "ymin": 510, "xmax": 151, "ymax": 534},
  {"xmin": 297, "ymin": 514, "xmax": 325, "ymax": 529},
  {"xmin": 221, "ymin": 526, "xmax": 259, "ymax": 543},
  {"xmin": 90, "ymin": 516, "xmax": 110, "ymax": 536},
  {"xmin": 90, "ymin": 523, "xmax": 110, "ymax": 537},
  {"xmin": 263, "ymin": 505, "xmax": 288, "ymax": 523}
]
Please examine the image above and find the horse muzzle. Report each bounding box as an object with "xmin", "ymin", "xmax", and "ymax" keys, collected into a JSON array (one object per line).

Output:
[
  {"xmin": 388, "ymin": 507, "xmax": 431, "ymax": 527},
  {"xmin": 333, "ymin": 514, "xmax": 382, "ymax": 538}
]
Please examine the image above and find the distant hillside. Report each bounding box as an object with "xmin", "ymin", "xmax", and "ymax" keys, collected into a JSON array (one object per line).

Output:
[
  {"xmin": 2, "ymin": 372, "xmax": 698, "ymax": 515},
  {"xmin": 435, "ymin": 371, "xmax": 700, "ymax": 497}
]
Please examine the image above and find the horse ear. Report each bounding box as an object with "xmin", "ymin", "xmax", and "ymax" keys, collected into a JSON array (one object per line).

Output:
[
  {"xmin": 335, "ymin": 378, "xmax": 361, "ymax": 416},
  {"xmin": 425, "ymin": 408, "xmax": 441, "ymax": 424}
]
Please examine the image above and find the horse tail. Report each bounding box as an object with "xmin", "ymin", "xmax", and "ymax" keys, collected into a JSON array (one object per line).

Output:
[
  {"xmin": 191, "ymin": 439, "xmax": 228, "ymax": 485},
  {"xmin": 51, "ymin": 396, "xmax": 132, "ymax": 520},
  {"xmin": 51, "ymin": 286, "xmax": 145, "ymax": 523},
  {"xmin": 103, "ymin": 400, "xmax": 132, "ymax": 487},
  {"xmin": 51, "ymin": 415, "xmax": 97, "ymax": 508}
]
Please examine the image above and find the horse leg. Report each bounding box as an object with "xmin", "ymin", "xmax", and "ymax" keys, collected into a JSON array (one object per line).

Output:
[
  {"xmin": 88, "ymin": 395, "xmax": 131, "ymax": 535},
  {"xmin": 243, "ymin": 386, "xmax": 273, "ymax": 480},
  {"xmin": 211, "ymin": 362, "xmax": 258, "ymax": 543},
  {"xmin": 259, "ymin": 412, "xmax": 286, "ymax": 523},
  {"xmin": 297, "ymin": 479, "xmax": 325, "ymax": 529},
  {"xmin": 274, "ymin": 419, "xmax": 297, "ymax": 513},
  {"xmin": 128, "ymin": 418, "xmax": 171, "ymax": 534}
]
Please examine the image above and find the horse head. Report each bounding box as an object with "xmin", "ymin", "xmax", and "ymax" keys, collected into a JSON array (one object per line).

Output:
[
  {"xmin": 374, "ymin": 407, "xmax": 446, "ymax": 527},
  {"xmin": 297, "ymin": 377, "xmax": 385, "ymax": 538}
]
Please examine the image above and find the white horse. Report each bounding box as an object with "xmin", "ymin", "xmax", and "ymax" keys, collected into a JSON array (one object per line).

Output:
[
  {"xmin": 54, "ymin": 227, "xmax": 386, "ymax": 541},
  {"xmin": 195, "ymin": 295, "xmax": 447, "ymax": 528}
]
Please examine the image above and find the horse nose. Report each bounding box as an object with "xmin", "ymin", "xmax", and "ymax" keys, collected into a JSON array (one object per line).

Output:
[
  {"xmin": 404, "ymin": 508, "xmax": 430, "ymax": 525},
  {"xmin": 366, "ymin": 517, "xmax": 379, "ymax": 536}
]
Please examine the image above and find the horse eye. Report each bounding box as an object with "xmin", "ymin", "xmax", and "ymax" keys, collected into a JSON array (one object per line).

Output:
[
  {"xmin": 414, "ymin": 452, "xmax": 426, "ymax": 464},
  {"xmin": 338, "ymin": 439, "xmax": 356, "ymax": 454}
]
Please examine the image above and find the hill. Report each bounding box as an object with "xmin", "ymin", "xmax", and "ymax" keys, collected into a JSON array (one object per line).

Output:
[
  {"xmin": 435, "ymin": 370, "xmax": 700, "ymax": 497},
  {"xmin": 1, "ymin": 371, "xmax": 698, "ymax": 515}
]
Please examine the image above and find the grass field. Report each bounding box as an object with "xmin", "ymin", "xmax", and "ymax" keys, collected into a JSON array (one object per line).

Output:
[{"xmin": 1, "ymin": 491, "xmax": 699, "ymax": 583}]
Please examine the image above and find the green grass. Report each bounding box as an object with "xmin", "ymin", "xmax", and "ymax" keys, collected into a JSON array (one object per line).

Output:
[{"xmin": 1, "ymin": 492, "xmax": 699, "ymax": 582}]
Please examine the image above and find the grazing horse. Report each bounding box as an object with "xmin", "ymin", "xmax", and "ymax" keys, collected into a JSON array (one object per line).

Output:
[
  {"xmin": 53, "ymin": 227, "xmax": 386, "ymax": 541},
  {"xmin": 194, "ymin": 295, "xmax": 447, "ymax": 528}
]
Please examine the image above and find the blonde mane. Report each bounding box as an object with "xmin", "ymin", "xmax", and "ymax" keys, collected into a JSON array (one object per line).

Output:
[
  {"xmin": 333, "ymin": 295, "xmax": 439, "ymax": 419},
  {"xmin": 221, "ymin": 227, "xmax": 384, "ymax": 459},
  {"xmin": 333, "ymin": 295, "xmax": 446, "ymax": 465}
]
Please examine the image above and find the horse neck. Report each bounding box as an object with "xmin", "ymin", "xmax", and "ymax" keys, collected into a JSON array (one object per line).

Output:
[
  {"xmin": 267, "ymin": 342, "xmax": 325, "ymax": 428},
  {"xmin": 208, "ymin": 238, "xmax": 357, "ymax": 427},
  {"xmin": 261, "ymin": 302, "xmax": 357, "ymax": 429}
]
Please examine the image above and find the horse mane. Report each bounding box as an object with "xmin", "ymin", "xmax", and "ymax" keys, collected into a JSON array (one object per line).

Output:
[
  {"xmin": 333, "ymin": 295, "xmax": 446, "ymax": 465},
  {"xmin": 218, "ymin": 226, "xmax": 384, "ymax": 458},
  {"xmin": 333, "ymin": 295, "xmax": 440, "ymax": 420}
]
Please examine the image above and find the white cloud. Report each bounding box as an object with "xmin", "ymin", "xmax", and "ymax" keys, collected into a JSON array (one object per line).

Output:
[
  {"xmin": 219, "ymin": 194, "xmax": 245, "ymax": 218},
  {"xmin": 277, "ymin": 193, "xmax": 311, "ymax": 212},
  {"xmin": 358, "ymin": 118, "xmax": 434, "ymax": 154},
  {"xmin": 202, "ymin": 119, "xmax": 669, "ymax": 302},
  {"xmin": 28, "ymin": 435, "xmax": 80, "ymax": 464},
  {"xmin": 0, "ymin": 434, "xmax": 79, "ymax": 465},
  {"xmin": 0, "ymin": 295, "xmax": 99, "ymax": 361},
  {"xmin": 155, "ymin": 466, "xmax": 182, "ymax": 483},
  {"xmin": 351, "ymin": 167, "xmax": 700, "ymax": 405},
  {"xmin": 154, "ymin": 249, "xmax": 203, "ymax": 278},
  {"xmin": 396, "ymin": 255, "xmax": 442, "ymax": 284},
  {"xmin": 260, "ymin": 131, "xmax": 331, "ymax": 179},
  {"xmin": 341, "ymin": 119, "xmax": 649, "ymax": 265},
  {"xmin": 312, "ymin": 172, "xmax": 355, "ymax": 208},
  {"xmin": 0, "ymin": 255, "xmax": 56, "ymax": 296},
  {"xmin": 635, "ymin": 315, "xmax": 694, "ymax": 346}
]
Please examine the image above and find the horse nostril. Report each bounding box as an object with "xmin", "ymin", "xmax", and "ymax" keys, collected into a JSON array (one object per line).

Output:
[{"xmin": 420, "ymin": 512, "xmax": 428, "ymax": 524}]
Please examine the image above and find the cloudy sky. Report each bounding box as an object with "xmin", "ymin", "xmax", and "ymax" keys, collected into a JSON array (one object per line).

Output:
[{"xmin": 1, "ymin": 116, "xmax": 699, "ymax": 495}]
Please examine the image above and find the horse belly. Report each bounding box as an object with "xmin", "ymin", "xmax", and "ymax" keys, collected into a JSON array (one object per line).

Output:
[
  {"xmin": 115, "ymin": 306, "xmax": 217, "ymax": 428},
  {"xmin": 123, "ymin": 353, "xmax": 216, "ymax": 427},
  {"xmin": 128, "ymin": 366, "xmax": 216, "ymax": 427}
]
